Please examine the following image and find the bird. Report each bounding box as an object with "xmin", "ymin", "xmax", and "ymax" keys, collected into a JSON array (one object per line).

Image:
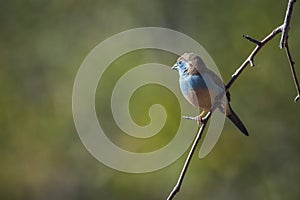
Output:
[{"xmin": 171, "ymin": 52, "xmax": 249, "ymax": 136}]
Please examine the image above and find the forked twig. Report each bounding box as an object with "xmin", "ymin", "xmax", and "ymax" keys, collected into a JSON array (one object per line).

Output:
[
  {"xmin": 225, "ymin": 26, "xmax": 282, "ymax": 90},
  {"xmin": 167, "ymin": 0, "xmax": 298, "ymax": 199}
]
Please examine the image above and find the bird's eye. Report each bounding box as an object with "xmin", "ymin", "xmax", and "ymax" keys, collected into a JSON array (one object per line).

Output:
[{"xmin": 178, "ymin": 61, "xmax": 182, "ymax": 65}]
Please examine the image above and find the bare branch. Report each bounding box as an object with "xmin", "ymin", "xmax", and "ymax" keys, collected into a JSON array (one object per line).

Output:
[
  {"xmin": 226, "ymin": 0, "xmax": 298, "ymax": 93},
  {"xmin": 225, "ymin": 26, "xmax": 282, "ymax": 90},
  {"xmin": 280, "ymin": 0, "xmax": 296, "ymax": 49},
  {"xmin": 279, "ymin": 0, "xmax": 300, "ymax": 101},
  {"xmin": 167, "ymin": 112, "xmax": 211, "ymax": 200},
  {"xmin": 167, "ymin": 1, "xmax": 298, "ymax": 199},
  {"xmin": 284, "ymin": 41, "xmax": 300, "ymax": 102}
]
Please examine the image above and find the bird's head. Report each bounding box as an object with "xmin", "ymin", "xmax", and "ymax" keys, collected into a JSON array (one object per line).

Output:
[
  {"xmin": 171, "ymin": 53, "xmax": 207, "ymax": 76},
  {"xmin": 171, "ymin": 58, "xmax": 189, "ymax": 76}
]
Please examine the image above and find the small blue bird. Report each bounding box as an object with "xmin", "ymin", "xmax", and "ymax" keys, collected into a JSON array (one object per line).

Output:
[{"xmin": 172, "ymin": 53, "xmax": 249, "ymax": 136}]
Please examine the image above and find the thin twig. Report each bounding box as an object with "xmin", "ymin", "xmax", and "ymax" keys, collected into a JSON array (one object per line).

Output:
[
  {"xmin": 182, "ymin": 116, "xmax": 198, "ymax": 121},
  {"xmin": 280, "ymin": 0, "xmax": 296, "ymax": 49},
  {"xmin": 284, "ymin": 41, "xmax": 300, "ymax": 102},
  {"xmin": 243, "ymin": 35, "xmax": 262, "ymax": 46},
  {"xmin": 167, "ymin": 112, "xmax": 211, "ymax": 200},
  {"xmin": 280, "ymin": 0, "xmax": 300, "ymax": 101},
  {"xmin": 226, "ymin": 26, "xmax": 282, "ymax": 90},
  {"xmin": 166, "ymin": 1, "xmax": 297, "ymax": 199}
]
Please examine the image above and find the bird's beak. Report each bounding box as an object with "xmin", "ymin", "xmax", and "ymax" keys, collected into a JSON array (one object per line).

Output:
[{"xmin": 171, "ymin": 63, "xmax": 178, "ymax": 70}]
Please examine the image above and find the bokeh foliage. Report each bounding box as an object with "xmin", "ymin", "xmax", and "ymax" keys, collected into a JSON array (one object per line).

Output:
[{"xmin": 1, "ymin": 0, "xmax": 300, "ymax": 199}]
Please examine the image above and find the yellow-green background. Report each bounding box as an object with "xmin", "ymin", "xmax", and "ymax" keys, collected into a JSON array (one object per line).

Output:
[{"xmin": 1, "ymin": 0, "xmax": 300, "ymax": 199}]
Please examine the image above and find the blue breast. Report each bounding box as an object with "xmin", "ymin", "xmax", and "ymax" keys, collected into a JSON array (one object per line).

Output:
[
  {"xmin": 179, "ymin": 74, "xmax": 207, "ymax": 95},
  {"xmin": 179, "ymin": 74, "xmax": 210, "ymax": 108}
]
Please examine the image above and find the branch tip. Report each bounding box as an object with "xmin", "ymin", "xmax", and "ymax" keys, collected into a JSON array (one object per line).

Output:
[
  {"xmin": 249, "ymin": 59, "xmax": 254, "ymax": 67},
  {"xmin": 243, "ymin": 35, "xmax": 262, "ymax": 46},
  {"xmin": 182, "ymin": 116, "xmax": 196, "ymax": 120},
  {"xmin": 294, "ymin": 95, "xmax": 300, "ymax": 102}
]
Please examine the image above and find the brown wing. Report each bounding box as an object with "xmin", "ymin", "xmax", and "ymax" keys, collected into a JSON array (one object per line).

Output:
[{"xmin": 205, "ymin": 68, "xmax": 224, "ymax": 88}]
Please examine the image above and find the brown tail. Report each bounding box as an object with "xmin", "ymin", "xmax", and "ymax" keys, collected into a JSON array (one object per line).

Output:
[{"xmin": 227, "ymin": 104, "xmax": 249, "ymax": 136}]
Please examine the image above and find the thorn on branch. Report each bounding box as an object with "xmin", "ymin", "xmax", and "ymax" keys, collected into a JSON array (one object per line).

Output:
[
  {"xmin": 243, "ymin": 35, "xmax": 262, "ymax": 46},
  {"xmin": 249, "ymin": 58, "xmax": 255, "ymax": 67}
]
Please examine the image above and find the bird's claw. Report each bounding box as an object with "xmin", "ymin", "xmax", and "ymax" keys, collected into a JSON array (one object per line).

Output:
[
  {"xmin": 182, "ymin": 115, "xmax": 204, "ymax": 126},
  {"xmin": 195, "ymin": 115, "xmax": 203, "ymax": 126}
]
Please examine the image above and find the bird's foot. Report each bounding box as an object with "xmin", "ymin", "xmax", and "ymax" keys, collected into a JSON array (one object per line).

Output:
[
  {"xmin": 182, "ymin": 115, "xmax": 204, "ymax": 126},
  {"xmin": 195, "ymin": 115, "xmax": 203, "ymax": 126}
]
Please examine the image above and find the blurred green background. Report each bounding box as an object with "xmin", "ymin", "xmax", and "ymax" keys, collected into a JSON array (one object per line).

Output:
[{"xmin": 1, "ymin": 0, "xmax": 300, "ymax": 199}]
